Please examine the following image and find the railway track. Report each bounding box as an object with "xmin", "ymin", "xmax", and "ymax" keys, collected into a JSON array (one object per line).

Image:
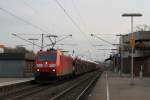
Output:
[
  {"xmin": 0, "ymin": 81, "xmax": 35, "ymax": 98},
  {"xmin": 22, "ymin": 71, "xmax": 100, "ymax": 100},
  {"xmin": 0, "ymin": 81, "xmax": 64, "ymax": 100},
  {"xmin": 0, "ymin": 82, "xmax": 40, "ymax": 100},
  {"xmin": 0, "ymin": 70, "xmax": 102, "ymax": 100},
  {"xmin": 50, "ymin": 70, "xmax": 101, "ymax": 100}
]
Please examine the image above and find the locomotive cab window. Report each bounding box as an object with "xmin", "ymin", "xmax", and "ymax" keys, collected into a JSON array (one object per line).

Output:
[
  {"xmin": 47, "ymin": 53, "xmax": 56, "ymax": 61},
  {"xmin": 37, "ymin": 54, "xmax": 47, "ymax": 61},
  {"xmin": 37, "ymin": 53, "xmax": 56, "ymax": 61}
]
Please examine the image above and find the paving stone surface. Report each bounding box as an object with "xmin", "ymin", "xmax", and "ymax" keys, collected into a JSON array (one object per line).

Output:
[{"xmin": 87, "ymin": 71, "xmax": 150, "ymax": 100}]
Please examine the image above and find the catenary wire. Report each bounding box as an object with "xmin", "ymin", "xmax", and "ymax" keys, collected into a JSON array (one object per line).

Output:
[
  {"xmin": 0, "ymin": 7, "xmax": 49, "ymax": 33},
  {"xmin": 53, "ymin": 0, "xmax": 96, "ymax": 48},
  {"xmin": 20, "ymin": 0, "xmax": 65, "ymax": 34}
]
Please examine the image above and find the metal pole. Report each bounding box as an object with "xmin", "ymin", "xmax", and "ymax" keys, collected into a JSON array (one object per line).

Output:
[
  {"xmin": 28, "ymin": 38, "xmax": 38, "ymax": 53},
  {"xmin": 41, "ymin": 33, "xmax": 44, "ymax": 50},
  {"xmin": 131, "ymin": 16, "xmax": 134, "ymax": 85},
  {"xmin": 122, "ymin": 13, "xmax": 142, "ymax": 85},
  {"xmin": 116, "ymin": 34, "xmax": 126, "ymax": 76},
  {"xmin": 120, "ymin": 37, "xmax": 123, "ymax": 76},
  {"xmin": 33, "ymin": 40, "xmax": 35, "ymax": 52}
]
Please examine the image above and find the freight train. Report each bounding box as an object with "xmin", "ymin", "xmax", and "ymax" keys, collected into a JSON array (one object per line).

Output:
[{"xmin": 34, "ymin": 49, "xmax": 100, "ymax": 82}]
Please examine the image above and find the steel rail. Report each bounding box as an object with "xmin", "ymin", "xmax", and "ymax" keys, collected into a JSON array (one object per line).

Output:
[
  {"xmin": 76, "ymin": 71, "xmax": 101, "ymax": 100},
  {"xmin": 8, "ymin": 85, "xmax": 52, "ymax": 100},
  {"xmin": 50, "ymin": 71, "xmax": 101, "ymax": 100},
  {"xmin": 0, "ymin": 80, "xmax": 34, "ymax": 98}
]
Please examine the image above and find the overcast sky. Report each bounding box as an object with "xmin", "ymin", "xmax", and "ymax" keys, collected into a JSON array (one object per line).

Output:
[{"xmin": 0, "ymin": 0, "xmax": 149, "ymax": 61}]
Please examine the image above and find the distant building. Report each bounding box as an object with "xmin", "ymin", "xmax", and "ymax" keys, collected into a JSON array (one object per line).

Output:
[
  {"xmin": 119, "ymin": 31, "xmax": 150, "ymax": 76},
  {"xmin": 0, "ymin": 44, "xmax": 4, "ymax": 53},
  {"xmin": 0, "ymin": 47, "xmax": 34, "ymax": 78},
  {"xmin": 4, "ymin": 46, "xmax": 32, "ymax": 54}
]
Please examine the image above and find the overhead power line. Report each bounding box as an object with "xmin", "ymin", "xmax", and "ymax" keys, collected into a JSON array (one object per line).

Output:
[
  {"xmin": 21, "ymin": 0, "xmax": 65, "ymax": 34},
  {"xmin": 54, "ymin": 0, "xmax": 84, "ymax": 34},
  {"xmin": 22, "ymin": 0, "xmax": 38, "ymax": 14},
  {"xmin": 0, "ymin": 7, "xmax": 49, "ymax": 33},
  {"xmin": 91, "ymin": 34, "xmax": 114, "ymax": 46},
  {"xmin": 12, "ymin": 33, "xmax": 41, "ymax": 48},
  {"xmin": 53, "ymin": 0, "xmax": 95, "ymax": 48},
  {"xmin": 71, "ymin": 0, "xmax": 87, "ymax": 31}
]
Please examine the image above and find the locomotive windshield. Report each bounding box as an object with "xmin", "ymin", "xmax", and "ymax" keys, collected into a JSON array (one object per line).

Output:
[
  {"xmin": 37, "ymin": 54, "xmax": 47, "ymax": 61},
  {"xmin": 47, "ymin": 54, "xmax": 56, "ymax": 61},
  {"xmin": 37, "ymin": 53, "xmax": 56, "ymax": 61}
]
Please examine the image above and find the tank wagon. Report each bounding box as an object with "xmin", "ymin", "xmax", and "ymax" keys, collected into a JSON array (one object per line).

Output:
[{"xmin": 34, "ymin": 49, "xmax": 100, "ymax": 82}]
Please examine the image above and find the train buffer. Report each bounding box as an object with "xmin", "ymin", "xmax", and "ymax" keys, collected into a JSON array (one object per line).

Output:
[{"xmin": 87, "ymin": 71, "xmax": 150, "ymax": 100}]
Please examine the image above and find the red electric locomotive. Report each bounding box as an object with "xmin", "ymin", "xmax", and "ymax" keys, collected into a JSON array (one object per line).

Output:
[
  {"xmin": 34, "ymin": 49, "xmax": 74, "ymax": 81},
  {"xmin": 34, "ymin": 49, "xmax": 100, "ymax": 82}
]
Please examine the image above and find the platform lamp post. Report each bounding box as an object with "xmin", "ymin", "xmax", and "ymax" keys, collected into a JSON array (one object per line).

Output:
[
  {"xmin": 28, "ymin": 38, "xmax": 38, "ymax": 52},
  {"xmin": 122, "ymin": 13, "xmax": 142, "ymax": 85}
]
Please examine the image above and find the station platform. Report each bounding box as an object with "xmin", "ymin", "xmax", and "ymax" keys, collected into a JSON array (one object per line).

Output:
[
  {"xmin": 88, "ymin": 71, "xmax": 150, "ymax": 100},
  {"xmin": 0, "ymin": 77, "xmax": 33, "ymax": 87}
]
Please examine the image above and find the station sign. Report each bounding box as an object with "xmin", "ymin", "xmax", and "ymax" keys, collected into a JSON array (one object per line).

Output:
[{"xmin": 129, "ymin": 38, "xmax": 135, "ymax": 48}]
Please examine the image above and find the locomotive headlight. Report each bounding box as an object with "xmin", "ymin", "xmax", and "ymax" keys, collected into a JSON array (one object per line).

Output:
[
  {"xmin": 50, "ymin": 64, "xmax": 56, "ymax": 68},
  {"xmin": 45, "ymin": 62, "xmax": 48, "ymax": 64},
  {"xmin": 52, "ymin": 69, "xmax": 56, "ymax": 72},
  {"xmin": 37, "ymin": 69, "xmax": 40, "ymax": 72}
]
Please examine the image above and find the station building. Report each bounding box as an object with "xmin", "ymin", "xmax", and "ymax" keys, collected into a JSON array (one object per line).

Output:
[
  {"xmin": 118, "ymin": 31, "xmax": 150, "ymax": 77},
  {"xmin": 0, "ymin": 47, "xmax": 34, "ymax": 78}
]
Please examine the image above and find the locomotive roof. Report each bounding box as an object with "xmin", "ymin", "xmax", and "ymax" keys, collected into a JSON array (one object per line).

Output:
[
  {"xmin": 36, "ymin": 49, "xmax": 71, "ymax": 57},
  {"xmin": 37, "ymin": 49, "xmax": 60, "ymax": 54}
]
